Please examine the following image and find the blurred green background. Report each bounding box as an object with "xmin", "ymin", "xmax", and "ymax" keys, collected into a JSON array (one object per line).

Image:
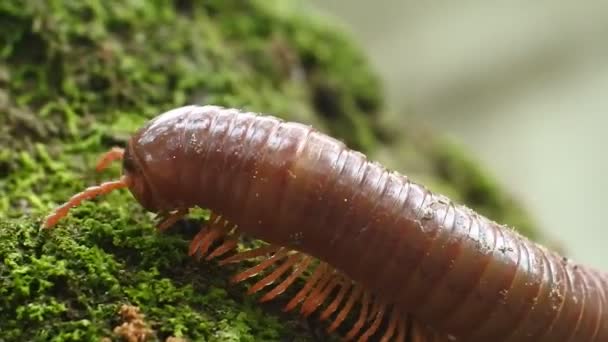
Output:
[{"xmin": 311, "ymin": 0, "xmax": 608, "ymax": 270}]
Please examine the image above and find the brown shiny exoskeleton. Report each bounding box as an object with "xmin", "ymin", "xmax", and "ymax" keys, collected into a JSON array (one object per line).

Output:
[{"xmin": 44, "ymin": 105, "xmax": 608, "ymax": 342}]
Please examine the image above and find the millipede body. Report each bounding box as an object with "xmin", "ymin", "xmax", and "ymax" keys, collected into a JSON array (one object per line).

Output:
[{"xmin": 43, "ymin": 105, "xmax": 608, "ymax": 341}]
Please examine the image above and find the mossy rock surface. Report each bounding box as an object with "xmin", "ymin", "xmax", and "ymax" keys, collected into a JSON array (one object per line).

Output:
[{"xmin": 0, "ymin": 0, "xmax": 540, "ymax": 341}]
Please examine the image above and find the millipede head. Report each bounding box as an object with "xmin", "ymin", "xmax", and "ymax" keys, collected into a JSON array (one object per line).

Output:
[
  {"xmin": 119, "ymin": 145, "xmax": 161, "ymax": 213},
  {"xmin": 42, "ymin": 144, "xmax": 157, "ymax": 229}
]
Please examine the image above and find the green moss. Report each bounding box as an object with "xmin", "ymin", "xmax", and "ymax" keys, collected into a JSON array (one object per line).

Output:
[
  {"xmin": 0, "ymin": 213, "xmax": 301, "ymax": 341},
  {"xmin": 0, "ymin": 0, "xmax": 382, "ymax": 152},
  {"xmin": 0, "ymin": 0, "xmax": 542, "ymax": 340}
]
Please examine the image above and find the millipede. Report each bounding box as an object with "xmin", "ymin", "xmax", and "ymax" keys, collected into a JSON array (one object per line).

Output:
[{"xmin": 43, "ymin": 105, "xmax": 608, "ymax": 341}]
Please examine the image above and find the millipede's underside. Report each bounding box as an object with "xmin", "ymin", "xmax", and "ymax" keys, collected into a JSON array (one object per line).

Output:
[{"xmin": 182, "ymin": 211, "xmax": 451, "ymax": 342}]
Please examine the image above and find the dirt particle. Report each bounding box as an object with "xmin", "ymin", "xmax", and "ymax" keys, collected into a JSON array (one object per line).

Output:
[
  {"xmin": 102, "ymin": 304, "xmax": 188, "ymax": 342},
  {"xmin": 421, "ymin": 206, "xmax": 434, "ymax": 220},
  {"xmin": 549, "ymin": 286, "xmax": 563, "ymax": 305},
  {"xmin": 498, "ymin": 245, "xmax": 514, "ymax": 254},
  {"xmin": 112, "ymin": 304, "xmax": 154, "ymax": 342}
]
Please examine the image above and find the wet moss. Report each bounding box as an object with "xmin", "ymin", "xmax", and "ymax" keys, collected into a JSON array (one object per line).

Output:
[
  {"xmin": 0, "ymin": 0, "xmax": 541, "ymax": 341},
  {"xmin": 0, "ymin": 211, "xmax": 304, "ymax": 341}
]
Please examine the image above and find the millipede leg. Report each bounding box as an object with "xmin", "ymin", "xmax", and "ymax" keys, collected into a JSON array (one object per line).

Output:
[
  {"xmin": 357, "ymin": 302, "xmax": 385, "ymax": 342},
  {"xmin": 194, "ymin": 225, "xmax": 226, "ymax": 259},
  {"xmin": 206, "ymin": 232, "xmax": 239, "ymax": 260},
  {"xmin": 95, "ymin": 147, "xmax": 125, "ymax": 172},
  {"xmin": 260, "ymin": 255, "xmax": 312, "ymax": 303},
  {"xmin": 320, "ymin": 276, "xmax": 351, "ymax": 320},
  {"xmin": 299, "ymin": 269, "xmax": 335, "ymax": 316},
  {"xmin": 248, "ymin": 252, "xmax": 302, "ymax": 295},
  {"xmin": 301, "ymin": 272, "xmax": 341, "ymax": 317},
  {"xmin": 379, "ymin": 306, "xmax": 399, "ymax": 342},
  {"xmin": 188, "ymin": 213, "xmax": 219, "ymax": 256},
  {"xmin": 187, "ymin": 214, "xmax": 235, "ymax": 259},
  {"xmin": 395, "ymin": 313, "xmax": 406, "ymax": 342},
  {"xmin": 231, "ymin": 248, "xmax": 289, "ymax": 283},
  {"xmin": 188, "ymin": 228, "xmax": 209, "ymax": 257},
  {"xmin": 188, "ymin": 226, "xmax": 221, "ymax": 259},
  {"xmin": 344, "ymin": 291, "xmax": 371, "ymax": 340},
  {"xmin": 284, "ymin": 263, "xmax": 329, "ymax": 312},
  {"xmin": 219, "ymin": 244, "xmax": 280, "ymax": 265},
  {"xmin": 156, "ymin": 208, "xmax": 188, "ymax": 231},
  {"xmin": 411, "ymin": 321, "xmax": 432, "ymax": 342},
  {"xmin": 327, "ymin": 284, "xmax": 363, "ymax": 333}
]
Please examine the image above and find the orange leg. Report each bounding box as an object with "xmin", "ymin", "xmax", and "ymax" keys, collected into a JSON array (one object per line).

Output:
[
  {"xmin": 219, "ymin": 244, "xmax": 280, "ymax": 266},
  {"xmin": 327, "ymin": 284, "xmax": 363, "ymax": 333},
  {"xmin": 206, "ymin": 233, "xmax": 239, "ymax": 260},
  {"xmin": 395, "ymin": 315, "xmax": 407, "ymax": 342},
  {"xmin": 247, "ymin": 252, "xmax": 302, "ymax": 295},
  {"xmin": 301, "ymin": 272, "xmax": 340, "ymax": 317},
  {"xmin": 193, "ymin": 224, "xmax": 224, "ymax": 258},
  {"xmin": 189, "ymin": 228, "xmax": 210, "ymax": 257},
  {"xmin": 231, "ymin": 248, "xmax": 289, "ymax": 283},
  {"xmin": 379, "ymin": 306, "xmax": 399, "ymax": 342},
  {"xmin": 344, "ymin": 291, "xmax": 371, "ymax": 340},
  {"xmin": 188, "ymin": 214, "xmax": 221, "ymax": 256},
  {"xmin": 95, "ymin": 147, "xmax": 125, "ymax": 172},
  {"xmin": 358, "ymin": 302, "xmax": 385, "ymax": 342},
  {"xmin": 284, "ymin": 262, "xmax": 329, "ymax": 312},
  {"xmin": 156, "ymin": 208, "xmax": 188, "ymax": 231},
  {"xmin": 320, "ymin": 277, "xmax": 351, "ymax": 320},
  {"xmin": 188, "ymin": 214, "xmax": 238, "ymax": 259},
  {"xmin": 259, "ymin": 255, "xmax": 312, "ymax": 303},
  {"xmin": 411, "ymin": 321, "xmax": 431, "ymax": 342}
]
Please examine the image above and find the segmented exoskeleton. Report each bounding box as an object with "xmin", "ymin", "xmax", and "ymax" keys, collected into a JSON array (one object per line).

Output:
[{"xmin": 44, "ymin": 105, "xmax": 608, "ymax": 341}]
